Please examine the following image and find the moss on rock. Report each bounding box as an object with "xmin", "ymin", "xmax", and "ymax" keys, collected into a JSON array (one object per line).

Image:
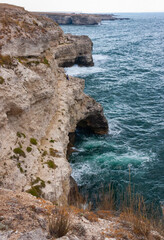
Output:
[
  {"xmin": 31, "ymin": 177, "xmax": 45, "ymax": 188},
  {"xmin": 49, "ymin": 148, "xmax": 59, "ymax": 157},
  {"xmin": 13, "ymin": 148, "xmax": 26, "ymax": 158},
  {"xmin": 26, "ymin": 146, "xmax": 32, "ymax": 152},
  {"xmin": 30, "ymin": 138, "xmax": 37, "ymax": 145},
  {"xmin": 42, "ymin": 150, "xmax": 48, "ymax": 157},
  {"xmin": 17, "ymin": 162, "xmax": 24, "ymax": 173},
  {"xmin": 27, "ymin": 177, "xmax": 46, "ymax": 198},
  {"xmin": 26, "ymin": 186, "xmax": 42, "ymax": 198},
  {"xmin": 17, "ymin": 132, "xmax": 26, "ymax": 138},
  {"xmin": 0, "ymin": 76, "xmax": 4, "ymax": 84},
  {"xmin": 45, "ymin": 160, "xmax": 57, "ymax": 169}
]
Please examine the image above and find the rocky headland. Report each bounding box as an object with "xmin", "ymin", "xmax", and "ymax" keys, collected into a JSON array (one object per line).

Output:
[
  {"xmin": 33, "ymin": 12, "xmax": 129, "ymax": 25},
  {"xmin": 0, "ymin": 3, "xmax": 108, "ymax": 205},
  {"xmin": 0, "ymin": 4, "xmax": 164, "ymax": 240}
]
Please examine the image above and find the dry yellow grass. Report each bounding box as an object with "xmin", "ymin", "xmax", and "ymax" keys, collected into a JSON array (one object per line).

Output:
[{"xmin": 48, "ymin": 208, "xmax": 71, "ymax": 238}]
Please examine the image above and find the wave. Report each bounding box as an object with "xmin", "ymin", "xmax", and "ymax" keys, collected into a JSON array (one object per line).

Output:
[
  {"xmin": 93, "ymin": 54, "xmax": 109, "ymax": 62},
  {"xmin": 65, "ymin": 64, "xmax": 105, "ymax": 77},
  {"xmin": 65, "ymin": 54, "xmax": 109, "ymax": 77}
]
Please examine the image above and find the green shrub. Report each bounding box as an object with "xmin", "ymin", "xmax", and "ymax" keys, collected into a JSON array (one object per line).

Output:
[
  {"xmin": 27, "ymin": 177, "xmax": 45, "ymax": 198},
  {"xmin": 17, "ymin": 132, "xmax": 26, "ymax": 138},
  {"xmin": 13, "ymin": 148, "xmax": 26, "ymax": 158},
  {"xmin": 18, "ymin": 142, "xmax": 22, "ymax": 149},
  {"xmin": 17, "ymin": 162, "xmax": 24, "ymax": 173},
  {"xmin": 17, "ymin": 132, "xmax": 22, "ymax": 138},
  {"xmin": 27, "ymin": 186, "xmax": 42, "ymax": 198},
  {"xmin": 0, "ymin": 76, "xmax": 4, "ymax": 84},
  {"xmin": 45, "ymin": 160, "xmax": 57, "ymax": 169},
  {"xmin": 26, "ymin": 147, "xmax": 32, "ymax": 152},
  {"xmin": 42, "ymin": 150, "xmax": 48, "ymax": 157},
  {"xmin": 31, "ymin": 177, "xmax": 45, "ymax": 188},
  {"xmin": 49, "ymin": 148, "xmax": 59, "ymax": 157},
  {"xmin": 30, "ymin": 138, "xmax": 37, "ymax": 145},
  {"xmin": 43, "ymin": 57, "xmax": 49, "ymax": 65}
]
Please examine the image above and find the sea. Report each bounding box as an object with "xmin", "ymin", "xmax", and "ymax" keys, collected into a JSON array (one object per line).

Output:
[{"xmin": 62, "ymin": 13, "xmax": 164, "ymax": 208}]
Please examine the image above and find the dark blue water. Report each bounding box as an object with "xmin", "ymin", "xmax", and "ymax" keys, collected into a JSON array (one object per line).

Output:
[{"xmin": 62, "ymin": 13, "xmax": 164, "ymax": 205}]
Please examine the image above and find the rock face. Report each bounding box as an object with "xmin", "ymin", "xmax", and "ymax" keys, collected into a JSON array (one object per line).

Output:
[
  {"xmin": 55, "ymin": 34, "xmax": 94, "ymax": 67},
  {"xmin": 34, "ymin": 12, "xmax": 129, "ymax": 25},
  {"xmin": 0, "ymin": 4, "xmax": 108, "ymax": 205},
  {"xmin": 39, "ymin": 13, "xmax": 101, "ymax": 25},
  {"xmin": 93, "ymin": 13, "xmax": 130, "ymax": 21}
]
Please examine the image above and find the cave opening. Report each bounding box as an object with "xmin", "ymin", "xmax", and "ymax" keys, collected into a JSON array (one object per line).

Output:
[
  {"xmin": 67, "ymin": 125, "xmax": 96, "ymax": 206},
  {"xmin": 67, "ymin": 114, "xmax": 108, "ymax": 206}
]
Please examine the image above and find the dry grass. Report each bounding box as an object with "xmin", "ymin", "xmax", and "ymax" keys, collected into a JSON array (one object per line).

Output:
[
  {"xmin": 69, "ymin": 205, "xmax": 85, "ymax": 215},
  {"xmin": 84, "ymin": 211, "xmax": 99, "ymax": 222},
  {"xmin": 96, "ymin": 210, "xmax": 113, "ymax": 220},
  {"xmin": 98, "ymin": 184, "xmax": 116, "ymax": 210},
  {"xmin": 0, "ymin": 54, "xmax": 12, "ymax": 66},
  {"xmin": 120, "ymin": 211, "xmax": 151, "ymax": 238},
  {"xmin": 68, "ymin": 174, "xmax": 163, "ymax": 238},
  {"xmin": 48, "ymin": 208, "xmax": 71, "ymax": 238},
  {"xmin": 68, "ymin": 179, "xmax": 89, "ymax": 210},
  {"xmin": 96, "ymin": 180, "xmax": 164, "ymax": 239}
]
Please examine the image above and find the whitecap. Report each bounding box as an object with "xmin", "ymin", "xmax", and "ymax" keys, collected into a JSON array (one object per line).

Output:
[
  {"xmin": 71, "ymin": 162, "xmax": 93, "ymax": 185},
  {"xmin": 108, "ymin": 120, "xmax": 122, "ymax": 136},
  {"xmin": 93, "ymin": 54, "xmax": 109, "ymax": 62},
  {"xmin": 65, "ymin": 64, "xmax": 105, "ymax": 77}
]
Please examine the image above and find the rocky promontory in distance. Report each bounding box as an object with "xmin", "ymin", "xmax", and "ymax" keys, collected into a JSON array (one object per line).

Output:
[{"xmin": 32, "ymin": 12, "xmax": 130, "ymax": 25}]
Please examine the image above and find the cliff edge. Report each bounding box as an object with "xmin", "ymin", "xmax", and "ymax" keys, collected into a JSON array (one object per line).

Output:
[
  {"xmin": 33, "ymin": 12, "xmax": 129, "ymax": 25},
  {"xmin": 0, "ymin": 4, "xmax": 108, "ymax": 205}
]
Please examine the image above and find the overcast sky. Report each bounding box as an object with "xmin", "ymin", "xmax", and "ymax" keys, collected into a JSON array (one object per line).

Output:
[{"xmin": 0, "ymin": 0, "xmax": 164, "ymax": 13}]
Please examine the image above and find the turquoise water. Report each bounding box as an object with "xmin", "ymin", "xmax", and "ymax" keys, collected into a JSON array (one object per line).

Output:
[{"xmin": 62, "ymin": 13, "xmax": 164, "ymax": 205}]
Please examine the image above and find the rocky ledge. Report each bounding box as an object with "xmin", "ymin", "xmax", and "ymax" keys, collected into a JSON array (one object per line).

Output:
[
  {"xmin": 0, "ymin": 188, "xmax": 163, "ymax": 240},
  {"xmin": 33, "ymin": 12, "xmax": 129, "ymax": 25},
  {"xmin": 0, "ymin": 4, "xmax": 108, "ymax": 205}
]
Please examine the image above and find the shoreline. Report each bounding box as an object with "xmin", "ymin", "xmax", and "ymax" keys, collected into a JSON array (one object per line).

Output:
[{"xmin": 32, "ymin": 12, "xmax": 130, "ymax": 25}]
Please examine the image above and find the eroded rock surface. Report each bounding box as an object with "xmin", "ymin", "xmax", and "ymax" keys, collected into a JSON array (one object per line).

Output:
[
  {"xmin": 0, "ymin": 4, "xmax": 94, "ymax": 67},
  {"xmin": 0, "ymin": 4, "xmax": 108, "ymax": 204},
  {"xmin": 35, "ymin": 12, "xmax": 130, "ymax": 25},
  {"xmin": 37, "ymin": 13, "xmax": 101, "ymax": 25},
  {"xmin": 0, "ymin": 188, "xmax": 163, "ymax": 240}
]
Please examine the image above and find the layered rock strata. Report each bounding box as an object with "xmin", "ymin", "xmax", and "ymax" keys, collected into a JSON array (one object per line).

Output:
[
  {"xmin": 0, "ymin": 4, "xmax": 108, "ymax": 205},
  {"xmin": 44, "ymin": 13, "xmax": 101, "ymax": 25},
  {"xmin": 34, "ymin": 12, "xmax": 129, "ymax": 25}
]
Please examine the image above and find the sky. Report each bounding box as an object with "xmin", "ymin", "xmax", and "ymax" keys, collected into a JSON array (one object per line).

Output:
[{"xmin": 0, "ymin": 0, "xmax": 164, "ymax": 13}]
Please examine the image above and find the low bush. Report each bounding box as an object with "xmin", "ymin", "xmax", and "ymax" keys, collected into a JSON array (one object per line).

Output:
[
  {"xmin": 26, "ymin": 146, "xmax": 32, "ymax": 152},
  {"xmin": 13, "ymin": 148, "xmax": 26, "ymax": 158},
  {"xmin": 30, "ymin": 138, "xmax": 37, "ymax": 145},
  {"xmin": 27, "ymin": 185, "xmax": 42, "ymax": 198}
]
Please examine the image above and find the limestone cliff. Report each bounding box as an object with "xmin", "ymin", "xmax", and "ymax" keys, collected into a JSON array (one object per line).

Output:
[
  {"xmin": 34, "ymin": 12, "xmax": 129, "ymax": 25},
  {"xmin": 34, "ymin": 12, "xmax": 101, "ymax": 25},
  {"xmin": 0, "ymin": 4, "xmax": 108, "ymax": 205}
]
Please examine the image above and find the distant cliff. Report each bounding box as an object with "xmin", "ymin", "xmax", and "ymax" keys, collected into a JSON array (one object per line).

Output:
[{"xmin": 33, "ymin": 12, "xmax": 129, "ymax": 25}]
